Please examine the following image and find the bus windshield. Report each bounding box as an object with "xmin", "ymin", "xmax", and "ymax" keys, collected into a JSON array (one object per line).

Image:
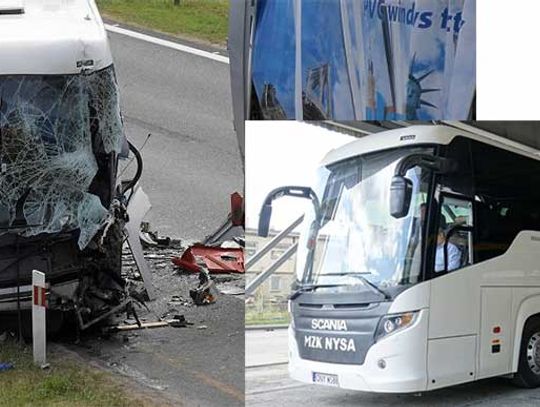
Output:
[
  {"xmin": 296, "ymin": 147, "xmax": 433, "ymax": 297},
  {"xmin": 0, "ymin": 66, "xmax": 124, "ymax": 249}
]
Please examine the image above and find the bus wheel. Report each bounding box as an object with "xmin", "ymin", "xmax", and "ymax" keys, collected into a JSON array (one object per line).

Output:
[{"xmin": 514, "ymin": 319, "xmax": 540, "ymax": 388}]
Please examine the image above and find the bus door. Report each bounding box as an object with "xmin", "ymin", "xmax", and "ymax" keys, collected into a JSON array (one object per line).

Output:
[{"xmin": 427, "ymin": 194, "xmax": 478, "ymax": 389}]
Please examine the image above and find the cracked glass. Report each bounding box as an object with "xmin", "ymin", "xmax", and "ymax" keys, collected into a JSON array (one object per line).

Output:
[{"xmin": 0, "ymin": 66, "xmax": 124, "ymax": 249}]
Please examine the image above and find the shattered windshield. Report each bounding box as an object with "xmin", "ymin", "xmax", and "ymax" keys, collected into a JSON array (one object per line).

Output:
[
  {"xmin": 296, "ymin": 147, "xmax": 432, "ymax": 295},
  {"xmin": 0, "ymin": 66, "xmax": 124, "ymax": 249}
]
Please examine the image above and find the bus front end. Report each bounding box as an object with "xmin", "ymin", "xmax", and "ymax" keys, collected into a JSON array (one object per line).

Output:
[
  {"xmin": 288, "ymin": 285, "xmax": 430, "ymax": 393},
  {"xmin": 259, "ymin": 138, "xmax": 444, "ymax": 392}
]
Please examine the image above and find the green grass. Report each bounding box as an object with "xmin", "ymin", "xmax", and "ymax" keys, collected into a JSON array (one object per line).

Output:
[
  {"xmin": 246, "ymin": 310, "xmax": 290, "ymax": 327},
  {"xmin": 96, "ymin": 0, "xmax": 229, "ymax": 46},
  {"xmin": 0, "ymin": 341, "xmax": 146, "ymax": 407}
]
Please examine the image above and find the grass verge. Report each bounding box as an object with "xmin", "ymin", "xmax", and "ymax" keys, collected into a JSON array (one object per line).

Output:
[
  {"xmin": 96, "ymin": 0, "xmax": 229, "ymax": 46},
  {"xmin": 0, "ymin": 340, "xmax": 146, "ymax": 407},
  {"xmin": 245, "ymin": 310, "xmax": 290, "ymax": 327}
]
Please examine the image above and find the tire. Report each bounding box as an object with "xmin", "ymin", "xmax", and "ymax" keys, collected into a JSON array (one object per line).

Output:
[{"xmin": 513, "ymin": 318, "xmax": 540, "ymax": 388}]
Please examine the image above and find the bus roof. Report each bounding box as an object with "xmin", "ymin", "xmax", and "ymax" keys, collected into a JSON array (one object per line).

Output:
[
  {"xmin": 0, "ymin": 0, "xmax": 112, "ymax": 75},
  {"xmin": 321, "ymin": 125, "xmax": 540, "ymax": 166}
]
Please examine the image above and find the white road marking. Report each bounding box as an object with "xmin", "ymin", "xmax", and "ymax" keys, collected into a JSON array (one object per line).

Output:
[{"xmin": 104, "ymin": 24, "xmax": 230, "ymax": 64}]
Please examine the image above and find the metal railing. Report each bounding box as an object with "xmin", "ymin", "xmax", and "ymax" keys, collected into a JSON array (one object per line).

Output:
[{"xmin": 245, "ymin": 215, "xmax": 303, "ymax": 295}]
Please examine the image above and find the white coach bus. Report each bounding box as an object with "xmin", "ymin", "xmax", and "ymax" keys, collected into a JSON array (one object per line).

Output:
[{"xmin": 258, "ymin": 125, "xmax": 540, "ymax": 392}]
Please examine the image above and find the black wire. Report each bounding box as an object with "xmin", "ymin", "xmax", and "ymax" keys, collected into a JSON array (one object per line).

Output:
[{"xmin": 122, "ymin": 140, "xmax": 143, "ymax": 193}]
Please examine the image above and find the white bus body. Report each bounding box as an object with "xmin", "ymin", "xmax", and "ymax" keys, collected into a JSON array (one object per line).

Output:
[{"xmin": 260, "ymin": 125, "xmax": 540, "ymax": 392}]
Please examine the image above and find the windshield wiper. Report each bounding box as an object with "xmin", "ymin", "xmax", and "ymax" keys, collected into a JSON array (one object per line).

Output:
[{"xmin": 324, "ymin": 272, "xmax": 392, "ymax": 300}]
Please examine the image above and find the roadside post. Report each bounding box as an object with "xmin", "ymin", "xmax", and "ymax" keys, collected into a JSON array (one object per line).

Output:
[{"xmin": 32, "ymin": 270, "xmax": 47, "ymax": 367}]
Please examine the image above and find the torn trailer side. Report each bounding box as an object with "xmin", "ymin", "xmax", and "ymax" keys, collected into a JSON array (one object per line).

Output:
[{"xmin": 0, "ymin": 0, "xmax": 148, "ymax": 334}]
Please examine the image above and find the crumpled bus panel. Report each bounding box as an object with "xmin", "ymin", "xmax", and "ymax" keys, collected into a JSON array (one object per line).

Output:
[{"xmin": 0, "ymin": 66, "xmax": 123, "ymax": 249}]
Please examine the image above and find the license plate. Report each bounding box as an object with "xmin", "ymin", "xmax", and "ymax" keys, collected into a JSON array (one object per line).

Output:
[{"xmin": 312, "ymin": 372, "xmax": 339, "ymax": 387}]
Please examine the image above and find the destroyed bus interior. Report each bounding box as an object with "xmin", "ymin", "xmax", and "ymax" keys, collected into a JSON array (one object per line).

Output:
[{"xmin": 0, "ymin": 65, "xmax": 147, "ymax": 336}]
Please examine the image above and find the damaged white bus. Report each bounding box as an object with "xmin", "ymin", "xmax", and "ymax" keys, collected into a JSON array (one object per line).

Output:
[
  {"xmin": 0, "ymin": 0, "xmax": 143, "ymax": 333},
  {"xmin": 259, "ymin": 125, "xmax": 540, "ymax": 392}
]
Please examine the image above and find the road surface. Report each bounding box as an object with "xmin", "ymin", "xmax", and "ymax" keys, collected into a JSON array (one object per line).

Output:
[
  {"xmin": 246, "ymin": 328, "xmax": 288, "ymax": 367},
  {"xmin": 109, "ymin": 28, "xmax": 243, "ymax": 241},
  {"xmin": 246, "ymin": 328, "xmax": 540, "ymax": 407},
  {"xmin": 72, "ymin": 245, "xmax": 244, "ymax": 407}
]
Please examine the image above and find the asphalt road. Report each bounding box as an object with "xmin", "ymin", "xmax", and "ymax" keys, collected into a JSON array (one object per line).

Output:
[
  {"xmin": 109, "ymin": 29, "xmax": 243, "ymax": 241},
  {"xmin": 246, "ymin": 328, "xmax": 288, "ymax": 367},
  {"xmin": 246, "ymin": 329, "xmax": 540, "ymax": 407},
  {"xmin": 71, "ymin": 245, "xmax": 245, "ymax": 407}
]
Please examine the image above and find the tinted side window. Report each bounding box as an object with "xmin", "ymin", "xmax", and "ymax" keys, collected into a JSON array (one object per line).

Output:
[
  {"xmin": 439, "ymin": 137, "xmax": 474, "ymax": 197},
  {"xmin": 471, "ymin": 141, "xmax": 540, "ymax": 262},
  {"xmin": 430, "ymin": 137, "xmax": 474, "ymax": 276}
]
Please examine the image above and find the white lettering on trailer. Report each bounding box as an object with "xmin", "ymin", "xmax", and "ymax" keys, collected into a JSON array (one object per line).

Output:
[{"xmin": 311, "ymin": 319, "xmax": 348, "ymax": 331}]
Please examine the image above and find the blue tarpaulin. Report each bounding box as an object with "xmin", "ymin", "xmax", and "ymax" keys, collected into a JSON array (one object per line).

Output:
[{"xmin": 251, "ymin": 0, "xmax": 476, "ymax": 120}]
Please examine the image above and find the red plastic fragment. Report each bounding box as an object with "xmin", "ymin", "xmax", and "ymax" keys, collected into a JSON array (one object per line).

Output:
[
  {"xmin": 172, "ymin": 244, "xmax": 244, "ymax": 274},
  {"xmin": 230, "ymin": 192, "xmax": 244, "ymax": 227}
]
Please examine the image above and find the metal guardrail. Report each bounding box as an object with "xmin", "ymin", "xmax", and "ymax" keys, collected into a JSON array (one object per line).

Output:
[
  {"xmin": 245, "ymin": 215, "xmax": 303, "ymax": 270},
  {"xmin": 246, "ymin": 242, "xmax": 298, "ymax": 296},
  {"xmin": 245, "ymin": 215, "xmax": 304, "ymax": 296}
]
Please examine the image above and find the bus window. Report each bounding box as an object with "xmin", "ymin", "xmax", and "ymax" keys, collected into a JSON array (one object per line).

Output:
[
  {"xmin": 471, "ymin": 140, "xmax": 540, "ymax": 262},
  {"xmin": 437, "ymin": 195, "xmax": 474, "ymax": 273}
]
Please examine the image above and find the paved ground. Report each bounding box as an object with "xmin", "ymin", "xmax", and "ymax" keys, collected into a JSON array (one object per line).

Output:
[
  {"xmin": 246, "ymin": 328, "xmax": 540, "ymax": 407},
  {"xmin": 109, "ymin": 30, "xmax": 243, "ymax": 241},
  {"xmin": 68, "ymin": 245, "xmax": 244, "ymax": 407},
  {"xmin": 246, "ymin": 328, "xmax": 288, "ymax": 367}
]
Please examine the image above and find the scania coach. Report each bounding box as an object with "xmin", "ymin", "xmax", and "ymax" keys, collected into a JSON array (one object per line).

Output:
[{"xmin": 259, "ymin": 125, "xmax": 540, "ymax": 392}]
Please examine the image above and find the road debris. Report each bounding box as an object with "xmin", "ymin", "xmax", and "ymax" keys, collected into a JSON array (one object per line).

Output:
[
  {"xmin": 219, "ymin": 286, "xmax": 245, "ymax": 296},
  {"xmin": 104, "ymin": 315, "xmax": 191, "ymax": 333},
  {"xmin": 124, "ymin": 186, "xmax": 156, "ymax": 300},
  {"xmin": 172, "ymin": 244, "xmax": 244, "ymax": 274},
  {"xmin": 168, "ymin": 315, "xmax": 191, "ymax": 328},
  {"xmin": 139, "ymin": 222, "xmax": 173, "ymax": 248},
  {"xmin": 171, "ymin": 192, "xmax": 245, "ymax": 275},
  {"xmin": 203, "ymin": 192, "xmax": 244, "ymax": 246},
  {"xmin": 189, "ymin": 261, "xmax": 218, "ymax": 305},
  {"xmin": 0, "ymin": 362, "xmax": 13, "ymax": 372}
]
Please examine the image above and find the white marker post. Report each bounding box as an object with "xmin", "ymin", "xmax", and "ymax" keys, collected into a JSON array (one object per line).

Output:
[{"xmin": 32, "ymin": 270, "xmax": 47, "ymax": 367}]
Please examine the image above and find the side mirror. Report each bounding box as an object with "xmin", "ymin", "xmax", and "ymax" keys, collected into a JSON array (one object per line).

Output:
[
  {"xmin": 258, "ymin": 203, "xmax": 273, "ymax": 237},
  {"xmin": 257, "ymin": 186, "xmax": 321, "ymax": 238},
  {"xmin": 390, "ymin": 175, "xmax": 413, "ymax": 218}
]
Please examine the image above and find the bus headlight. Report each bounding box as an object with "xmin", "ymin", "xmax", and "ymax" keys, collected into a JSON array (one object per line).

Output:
[{"xmin": 375, "ymin": 312, "xmax": 418, "ymax": 341}]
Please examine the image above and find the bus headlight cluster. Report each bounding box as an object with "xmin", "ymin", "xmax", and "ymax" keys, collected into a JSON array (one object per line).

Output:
[{"xmin": 375, "ymin": 312, "xmax": 419, "ymax": 341}]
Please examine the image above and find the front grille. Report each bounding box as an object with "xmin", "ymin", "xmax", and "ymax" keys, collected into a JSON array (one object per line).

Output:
[{"xmin": 292, "ymin": 292, "xmax": 391, "ymax": 365}]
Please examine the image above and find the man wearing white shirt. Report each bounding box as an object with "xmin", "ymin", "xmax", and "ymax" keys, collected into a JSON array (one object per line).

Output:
[{"xmin": 435, "ymin": 220, "xmax": 461, "ymax": 272}]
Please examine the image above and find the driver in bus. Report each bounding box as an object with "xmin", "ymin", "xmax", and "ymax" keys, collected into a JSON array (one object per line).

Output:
[{"xmin": 435, "ymin": 218, "xmax": 461, "ymax": 272}]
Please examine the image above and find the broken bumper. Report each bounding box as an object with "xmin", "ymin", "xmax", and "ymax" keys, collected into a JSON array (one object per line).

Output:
[{"xmin": 0, "ymin": 279, "xmax": 79, "ymax": 312}]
